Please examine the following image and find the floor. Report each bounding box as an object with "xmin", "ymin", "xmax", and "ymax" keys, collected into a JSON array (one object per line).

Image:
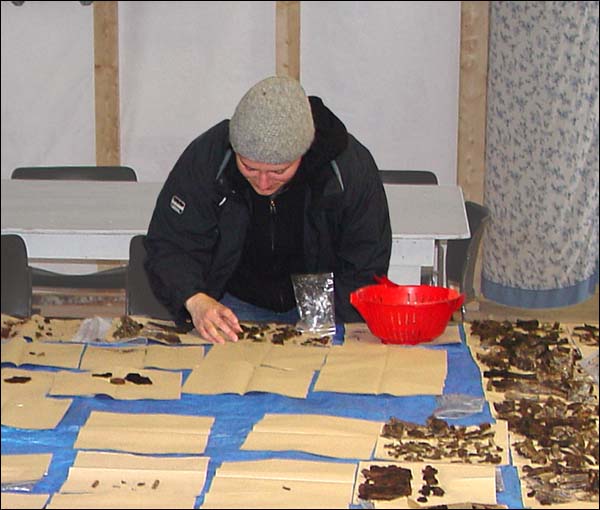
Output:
[{"xmin": 32, "ymin": 284, "xmax": 599, "ymax": 324}]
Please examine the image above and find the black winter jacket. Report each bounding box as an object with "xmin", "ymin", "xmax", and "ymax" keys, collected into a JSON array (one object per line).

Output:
[{"xmin": 144, "ymin": 97, "xmax": 392, "ymax": 324}]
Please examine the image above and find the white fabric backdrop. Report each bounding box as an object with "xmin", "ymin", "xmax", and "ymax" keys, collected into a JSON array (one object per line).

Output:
[{"xmin": 1, "ymin": 1, "xmax": 460, "ymax": 184}]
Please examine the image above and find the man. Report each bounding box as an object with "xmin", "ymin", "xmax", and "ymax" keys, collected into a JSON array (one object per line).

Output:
[{"xmin": 145, "ymin": 76, "xmax": 392, "ymax": 343}]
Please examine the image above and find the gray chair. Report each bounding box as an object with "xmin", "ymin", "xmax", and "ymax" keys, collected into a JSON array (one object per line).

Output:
[
  {"xmin": 126, "ymin": 235, "xmax": 172, "ymax": 320},
  {"xmin": 10, "ymin": 165, "xmax": 138, "ymax": 289},
  {"xmin": 423, "ymin": 201, "xmax": 491, "ymax": 318},
  {"xmin": 1, "ymin": 234, "xmax": 32, "ymax": 317},
  {"xmin": 379, "ymin": 170, "xmax": 438, "ymax": 185},
  {"xmin": 12, "ymin": 165, "xmax": 137, "ymax": 181}
]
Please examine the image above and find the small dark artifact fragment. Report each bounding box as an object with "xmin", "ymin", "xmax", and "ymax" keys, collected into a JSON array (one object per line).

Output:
[
  {"xmin": 109, "ymin": 377, "xmax": 126, "ymax": 385},
  {"xmin": 125, "ymin": 372, "xmax": 153, "ymax": 385},
  {"xmin": 151, "ymin": 479, "xmax": 160, "ymax": 490},
  {"xmin": 92, "ymin": 372, "xmax": 113, "ymax": 378},
  {"xmin": 91, "ymin": 480, "xmax": 100, "ymax": 488},
  {"xmin": 358, "ymin": 464, "xmax": 413, "ymax": 501},
  {"xmin": 3, "ymin": 376, "xmax": 32, "ymax": 383}
]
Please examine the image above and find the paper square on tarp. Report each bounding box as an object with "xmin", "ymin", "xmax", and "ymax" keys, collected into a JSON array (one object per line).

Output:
[
  {"xmin": 344, "ymin": 322, "xmax": 462, "ymax": 346},
  {"xmin": 314, "ymin": 344, "xmax": 447, "ymax": 396},
  {"xmin": 236, "ymin": 321, "xmax": 333, "ymax": 346},
  {"xmin": 353, "ymin": 460, "xmax": 498, "ymax": 508},
  {"xmin": 46, "ymin": 492, "xmax": 198, "ymax": 509},
  {"xmin": 11, "ymin": 314, "xmax": 82, "ymax": 342},
  {"xmin": 182, "ymin": 359, "xmax": 314, "ymax": 399},
  {"xmin": 563, "ymin": 322, "xmax": 599, "ymax": 360},
  {"xmin": 374, "ymin": 418, "xmax": 510, "ymax": 466},
  {"xmin": 105, "ymin": 315, "xmax": 211, "ymax": 345},
  {"xmin": 1, "ymin": 368, "xmax": 71, "ymax": 429},
  {"xmin": 74, "ymin": 411, "xmax": 214, "ymax": 454},
  {"xmin": 1, "ymin": 367, "xmax": 55, "ymax": 403},
  {"xmin": 1, "ymin": 313, "xmax": 29, "ymax": 340},
  {"xmin": 58, "ymin": 451, "xmax": 209, "ymax": 498},
  {"xmin": 49, "ymin": 367, "xmax": 181, "ymax": 400},
  {"xmin": 2, "ymin": 394, "xmax": 72, "ymax": 430},
  {"xmin": 2, "ymin": 337, "xmax": 84, "ymax": 369},
  {"xmin": 143, "ymin": 344, "xmax": 205, "ymax": 370},
  {"xmin": 79, "ymin": 344, "xmax": 146, "ymax": 370},
  {"xmin": 203, "ymin": 341, "xmax": 327, "ymax": 371},
  {"xmin": 1, "ymin": 493, "xmax": 50, "ymax": 509},
  {"xmin": 1, "ymin": 453, "xmax": 52, "ymax": 485},
  {"xmin": 241, "ymin": 413, "xmax": 383, "ymax": 459},
  {"xmin": 202, "ymin": 458, "xmax": 356, "ymax": 509}
]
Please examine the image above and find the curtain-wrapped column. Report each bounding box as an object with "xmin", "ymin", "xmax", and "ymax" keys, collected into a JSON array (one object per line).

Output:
[{"xmin": 482, "ymin": 1, "xmax": 599, "ymax": 308}]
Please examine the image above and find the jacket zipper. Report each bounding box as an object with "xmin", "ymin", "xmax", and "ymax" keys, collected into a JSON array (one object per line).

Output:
[{"xmin": 269, "ymin": 198, "xmax": 277, "ymax": 253}]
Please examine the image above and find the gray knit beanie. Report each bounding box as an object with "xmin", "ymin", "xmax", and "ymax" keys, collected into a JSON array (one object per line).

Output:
[{"xmin": 229, "ymin": 76, "xmax": 315, "ymax": 164}]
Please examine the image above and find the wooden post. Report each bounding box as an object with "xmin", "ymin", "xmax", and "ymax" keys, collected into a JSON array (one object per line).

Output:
[
  {"xmin": 276, "ymin": 1, "xmax": 301, "ymax": 80},
  {"xmin": 93, "ymin": 1, "xmax": 120, "ymax": 166},
  {"xmin": 457, "ymin": 1, "xmax": 489, "ymax": 204}
]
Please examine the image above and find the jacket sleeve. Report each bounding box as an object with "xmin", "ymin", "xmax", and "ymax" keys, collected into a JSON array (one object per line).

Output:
[
  {"xmin": 333, "ymin": 136, "xmax": 392, "ymax": 323},
  {"xmin": 144, "ymin": 124, "xmax": 228, "ymax": 322}
]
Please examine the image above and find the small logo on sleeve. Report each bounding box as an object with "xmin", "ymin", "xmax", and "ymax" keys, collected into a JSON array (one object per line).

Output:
[{"xmin": 170, "ymin": 195, "xmax": 186, "ymax": 215}]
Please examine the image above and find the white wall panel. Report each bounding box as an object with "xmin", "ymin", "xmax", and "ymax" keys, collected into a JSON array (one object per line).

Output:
[{"xmin": 301, "ymin": 1, "xmax": 461, "ymax": 184}]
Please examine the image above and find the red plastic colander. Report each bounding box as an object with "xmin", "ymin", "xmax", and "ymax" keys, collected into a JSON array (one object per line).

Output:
[{"xmin": 350, "ymin": 276, "xmax": 464, "ymax": 345}]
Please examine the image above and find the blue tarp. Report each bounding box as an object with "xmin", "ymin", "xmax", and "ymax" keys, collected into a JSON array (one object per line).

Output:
[{"xmin": 1, "ymin": 325, "xmax": 524, "ymax": 508}]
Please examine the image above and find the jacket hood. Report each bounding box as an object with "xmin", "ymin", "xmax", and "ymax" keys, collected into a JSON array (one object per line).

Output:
[{"xmin": 304, "ymin": 96, "xmax": 348, "ymax": 168}]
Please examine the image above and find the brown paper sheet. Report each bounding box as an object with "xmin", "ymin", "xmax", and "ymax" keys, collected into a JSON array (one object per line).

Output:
[
  {"xmin": 241, "ymin": 413, "xmax": 384, "ymax": 459},
  {"xmin": 203, "ymin": 340, "xmax": 327, "ymax": 371},
  {"xmin": 79, "ymin": 345, "xmax": 147, "ymax": 370},
  {"xmin": 10, "ymin": 314, "xmax": 83, "ymax": 342},
  {"xmin": 0, "ymin": 493, "xmax": 50, "ymax": 509},
  {"xmin": 563, "ymin": 322, "xmax": 599, "ymax": 360},
  {"xmin": 1, "ymin": 367, "xmax": 55, "ymax": 403},
  {"xmin": 1, "ymin": 314, "xmax": 29, "ymax": 341},
  {"xmin": 46, "ymin": 492, "xmax": 197, "ymax": 509},
  {"xmin": 105, "ymin": 316, "xmax": 210, "ymax": 345},
  {"xmin": 236, "ymin": 321, "xmax": 333, "ymax": 346},
  {"xmin": 74, "ymin": 411, "xmax": 214, "ymax": 454},
  {"xmin": 202, "ymin": 458, "xmax": 357, "ymax": 509},
  {"xmin": 344, "ymin": 323, "xmax": 462, "ymax": 346},
  {"xmin": 374, "ymin": 419, "xmax": 510, "ymax": 465},
  {"xmin": 49, "ymin": 367, "xmax": 181, "ymax": 400},
  {"xmin": 314, "ymin": 344, "xmax": 447, "ymax": 396},
  {"xmin": 1, "ymin": 368, "xmax": 72, "ymax": 429},
  {"xmin": 2, "ymin": 394, "xmax": 73, "ymax": 429},
  {"xmin": 183, "ymin": 360, "xmax": 315, "ymax": 398},
  {"xmin": 143, "ymin": 344, "xmax": 205, "ymax": 369},
  {"xmin": 353, "ymin": 460, "xmax": 498, "ymax": 508},
  {"xmin": 2, "ymin": 337, "xmax": 84, "ymax": 369},
  {"xmin": 1, "ymin": 453, "xmax": 52, "ymax": 484},
  {"xmin": 57, "ymin": 452, "xmax": 210, "ymax": 503}
]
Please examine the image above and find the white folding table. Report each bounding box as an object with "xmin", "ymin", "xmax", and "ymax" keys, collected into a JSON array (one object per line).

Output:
[
  {"xmin": 383, "ymin": 184, "xmax": 470, "ymax": 287},
  {"xmin": 1, "ymin": 180, "xmax": 470, "ymax": 287}
]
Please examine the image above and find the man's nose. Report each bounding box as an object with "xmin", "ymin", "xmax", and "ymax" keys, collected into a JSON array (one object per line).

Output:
[{"xmin": 257, "ymin": 172, "xmax": 270, "ymax": 189}]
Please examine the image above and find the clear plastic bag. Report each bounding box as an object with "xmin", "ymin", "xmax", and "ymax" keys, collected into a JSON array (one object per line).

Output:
[
  {"xmin": 292, "ymin": 272, "xmax": 336, "ymax": 337},
  {"xmin": 433, "ymin": 393, "xmax": 485, "ymax": 419}
]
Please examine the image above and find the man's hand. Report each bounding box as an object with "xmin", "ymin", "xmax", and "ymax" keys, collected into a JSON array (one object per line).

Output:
[{"xmin": 185, "ymin": 293, "xmax": 242, "ymax": 343}]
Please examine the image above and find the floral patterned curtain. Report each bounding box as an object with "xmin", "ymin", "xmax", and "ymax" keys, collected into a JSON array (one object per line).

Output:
[{"xmin": 482, "ymin": 1, "xmax": 599, "ymax": 308}]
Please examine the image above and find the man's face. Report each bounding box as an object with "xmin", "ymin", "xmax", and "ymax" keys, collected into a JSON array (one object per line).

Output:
[{"xmin": 236, "ymin": 154, "xmax": 301, "ymax": 196}]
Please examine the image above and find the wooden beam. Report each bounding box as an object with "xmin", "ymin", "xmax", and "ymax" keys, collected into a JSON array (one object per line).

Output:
[
  {"xmin": 457, "ymin": 1, "xmax": 489, "ymax": 203},
  {"xmin": 93, "ymin": 1, "xmax": 120, "ymax": 166},
  {"xmin": 276, "ymin": 1, "xmax": 300, "ymax": 80}
]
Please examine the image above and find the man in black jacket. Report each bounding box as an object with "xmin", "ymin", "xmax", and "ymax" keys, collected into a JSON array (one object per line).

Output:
[{"xmin": 145, "ymin": 76, "xmax": 392, "ymax": 343}]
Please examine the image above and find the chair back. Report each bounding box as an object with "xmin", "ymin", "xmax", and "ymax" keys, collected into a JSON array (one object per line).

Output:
[
  {"xmin": 1, "ymin": 234, "xmax": 32, "ymax": 317},
  {"xmin": 379, "ymin": 170, "xmax": 438, "ymax": 185},
  {"xmin": 11, "ymin": 166, "xmax": 137, "ymax": 181},
  {"xmin": 446, "ymin": 201, "xmax": 491, "ymax": 301},
  {"xmin": 10, "ymin": 165, "xmax": 137, "ymax": 289},
  {"xmin": 126, "ymin": 235, "xmax": 172, "ymax": 320}
]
